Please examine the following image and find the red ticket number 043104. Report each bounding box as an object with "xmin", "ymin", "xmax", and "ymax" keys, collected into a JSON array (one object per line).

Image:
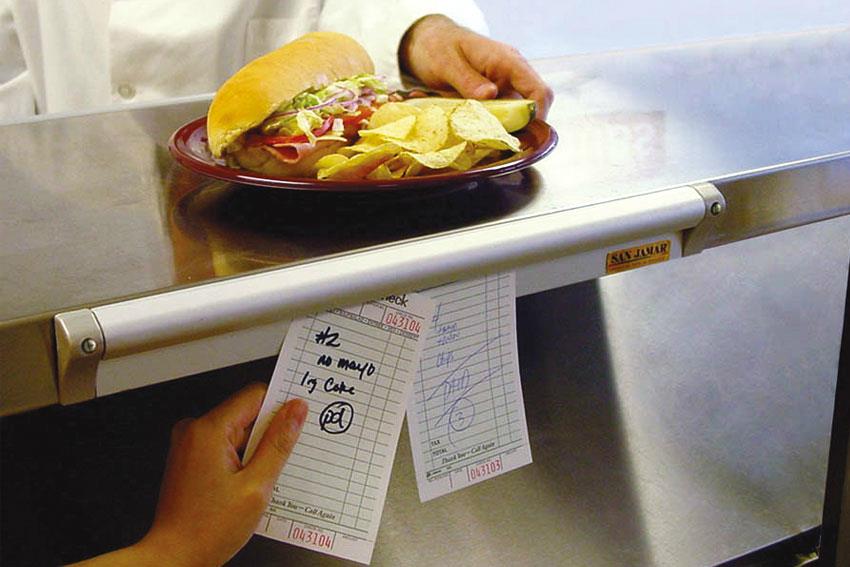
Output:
[
  {"xmin": 467, "ymin": 455, "xmax": 503, "ymax": 483},
  {"xmin": 383, "ymin": 309, "xmax": 422, "ymax": 335},
  {"xmin": 289, "ymin": 523, "xmax": 334, "ymax": 550}
]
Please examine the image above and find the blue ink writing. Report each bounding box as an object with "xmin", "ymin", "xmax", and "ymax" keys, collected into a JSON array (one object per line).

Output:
[
  {"xmin": 436, "ymin": 351, "xmax": 454, "ymax": 368},
  {"xmin": 436, "ymin": 322, "xmax": 459, "ymax": 346},
  {"xmin": 432, "ymin": 302, "xmax": 442, "ymax": 325},
  {"xmin": 442, "ymin": 368, "xmax": 470, "ymax": 401}
]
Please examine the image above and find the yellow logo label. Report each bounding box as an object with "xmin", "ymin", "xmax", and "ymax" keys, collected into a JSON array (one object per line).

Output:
[{"xmin": 606, "ymin": 240, "xmax": 671, "ymax": 274}]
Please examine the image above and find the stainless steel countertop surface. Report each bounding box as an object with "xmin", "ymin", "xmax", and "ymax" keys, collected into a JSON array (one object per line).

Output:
[{"xmin": 2, "ymin": 28, "xmax": 849, "ymax": 326}]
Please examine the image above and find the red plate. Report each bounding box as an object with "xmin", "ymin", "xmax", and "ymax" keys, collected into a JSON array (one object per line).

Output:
[{"xmin": 168, "ymin": 116, "xmax": 557, "ymax": 192}]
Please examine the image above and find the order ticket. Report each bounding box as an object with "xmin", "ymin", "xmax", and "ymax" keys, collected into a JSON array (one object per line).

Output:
[
  {"xmin": 244, "ymin": 293, "xmax": 434, "ymax": 564},
  {"xmin": 407, "ymin": 273, "xmax": 532, "ymax": 502}
]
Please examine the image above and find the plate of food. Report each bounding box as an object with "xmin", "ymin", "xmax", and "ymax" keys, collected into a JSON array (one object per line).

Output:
[{"xmin": 169, "ymin": 31, "xmax": 558, "ymax": 191}]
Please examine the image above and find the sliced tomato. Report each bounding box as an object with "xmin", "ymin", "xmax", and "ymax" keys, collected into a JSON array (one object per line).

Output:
[
  {"xmin": 340, "ymin": 107, "xmax": 375, "ymax": 137},
  {"xmin": 245, "ymin": 133, "xmax": 308, "ymax": 147},
  {"xmin": 341, "ymin": 106, "xmax": 373, "ymax": 126}
]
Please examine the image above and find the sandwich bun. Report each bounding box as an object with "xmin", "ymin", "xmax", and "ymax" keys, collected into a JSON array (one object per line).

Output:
[{"xmin": 207, "ymin": 31, "xmax": 374, "ymax": 159}]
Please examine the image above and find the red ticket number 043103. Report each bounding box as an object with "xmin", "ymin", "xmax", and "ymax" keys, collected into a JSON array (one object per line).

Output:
[
  {"xmin": 467, "ymin": 455, "xmax": 503, "ymax": 483},
  {"xmin": 383, "ymin": 309, "xmax": 422, "ymax": 335},
  {"xmin": 289, "ymin": 523, "xmax": 334, "ymax": 550}
]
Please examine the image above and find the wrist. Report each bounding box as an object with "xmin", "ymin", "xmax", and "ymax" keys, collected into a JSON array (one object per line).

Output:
[
  {"xmin": 399, "ymin": 14, "xmax": 456, "ymax": 76},
  {"xmin": 134, "ymin": 530, "xmax": 208, "ymax": 567},
  {"xmin": 66, "ymin": 535, "xmax": 193, "ymax": 567}
]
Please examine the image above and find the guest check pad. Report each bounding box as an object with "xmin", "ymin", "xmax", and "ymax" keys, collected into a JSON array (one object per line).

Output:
[
  {"xmin": 245, "ymin": 293, "xmax": 434, "ymax": 564},
  {"xmin": 246, "ymin": 273, "xmax": 532, "ymax": 563}
]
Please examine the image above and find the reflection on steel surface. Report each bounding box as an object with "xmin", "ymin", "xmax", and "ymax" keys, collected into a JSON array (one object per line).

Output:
[
  {"xmin": 557, "ymin": 111, "xmax": 666, "ymax": 182},
  {"xmin": 166, "ymin": 167, "xmax": 540, "ymax": 281}
]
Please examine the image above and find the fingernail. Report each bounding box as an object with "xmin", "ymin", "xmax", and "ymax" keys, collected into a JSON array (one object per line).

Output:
[{"xmin": 473, "ymin": 83, "xmax": 497, "ymax": 99}]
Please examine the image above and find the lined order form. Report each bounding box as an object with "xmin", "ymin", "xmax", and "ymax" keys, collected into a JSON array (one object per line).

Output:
[
  {"xmin": 244, "ymin": 293, "xmax": 433, "ymax": 564},
  {"xmin": 408, "ymin": 272, "xmax": 532, "ymax": 502}
]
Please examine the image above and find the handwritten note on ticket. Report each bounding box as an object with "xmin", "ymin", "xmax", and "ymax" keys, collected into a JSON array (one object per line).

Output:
[
  {"xmin": 407, "ymin": 273, "xmax": 532, "ymax": 502},
  {"xmin": 245, "ymin": 293, "xmax": 434, "ymax": 564}
]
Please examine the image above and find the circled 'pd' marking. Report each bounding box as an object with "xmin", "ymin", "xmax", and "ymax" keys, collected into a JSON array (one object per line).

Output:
[{"xmin": 319, "ymin": 401, "xmax": 354, "ymax": 434}]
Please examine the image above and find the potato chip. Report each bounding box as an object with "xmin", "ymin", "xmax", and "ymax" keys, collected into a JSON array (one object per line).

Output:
[
  {"xmin": 401, "ymin": 141, "xmax": 467, "ymax": 171},
  {"xmin": 314, "ymin": 153, "xmax": 348, "ymax": 170},
  {"xmin": 381, "ymin": 155, "xmax": 423, "ymax": 178},
  {"xmin": 404, "ymin": 161, "xmax": 424, "ymax": 178},
  {"xmin": 358, "ymin": 115, "xmax": 416, "ymax": 141},
  {"xmin": 471, "ymin": 148, "xmax": 499, "ymax": 167},
  {"xmin": 317, "ymin": 143, "xmax": 398, "ymax": 180},
  {"xmin": 361, "ymin": 106, "xmax": 449, "ymax": 154},
  {"xmin": 366, "ymin": 163, "xmax": 394, "ymax": 180},
  {"xmin": 385, "ymin": 155, "xmax": 409, "ymax": 175},
  {"xmin": 338, "ymin": 139, "xmax": 393, "ymax": 157},
  {"xmin": 400, "ymin": 106, "xmax": 449, "ymax": 153},
  {"xmin": 368, "ymin": 102, "xmax": 421, "ymax": 129},
  {"xmin": 451, "ymin": 146, "xmax": 498, "ymax": 171},
  {"xmin": 449, "ymin": 99, "xmax": 521, "ymax": 152}
]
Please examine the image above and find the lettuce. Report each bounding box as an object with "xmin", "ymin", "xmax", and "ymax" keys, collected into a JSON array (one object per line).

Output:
[
  {"xmin": 295, "ymin": 110, "xmax": 323, "ymax": 144},
  {"xmin": 262, "ymin": 74, "xmax": 388, "ymax": 136}
]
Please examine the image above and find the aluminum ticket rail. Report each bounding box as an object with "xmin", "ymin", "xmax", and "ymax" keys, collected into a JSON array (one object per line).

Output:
[{"xmin": 48, "ymin": 154, "xmax": 849, "ymax": 409}]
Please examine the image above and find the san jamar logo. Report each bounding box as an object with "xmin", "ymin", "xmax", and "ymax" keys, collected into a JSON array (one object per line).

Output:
[{"xmin": 606, "ymin": 240, "xmax": 672, "ymax": 274}]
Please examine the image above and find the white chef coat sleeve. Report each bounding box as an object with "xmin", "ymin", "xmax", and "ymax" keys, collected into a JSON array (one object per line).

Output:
[
  {"xmin": 317, "ymin": 0, "xmax": 489, "ymax": 87},
  {"xmin": 0, "ymin": 0, "xmax": 36, "ymax": 120},
  {"xmin": 2, "ymin": 0, "xmax": 111, "ymax": 118}
]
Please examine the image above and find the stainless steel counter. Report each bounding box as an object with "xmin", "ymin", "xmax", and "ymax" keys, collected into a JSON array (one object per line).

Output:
[{"xmin": 2, "ymin": 28, "xmax": 849, "ymax": 414}]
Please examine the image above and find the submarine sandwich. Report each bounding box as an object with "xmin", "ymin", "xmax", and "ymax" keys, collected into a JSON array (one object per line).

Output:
[{"xmin": 206, "ymin": 31, "xmax": 389, "ymax": 177}]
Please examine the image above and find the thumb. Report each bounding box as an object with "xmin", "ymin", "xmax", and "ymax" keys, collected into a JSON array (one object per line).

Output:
[
  {"xmin": 245, "ymin": 398, "xmax": 308, "ymax": 486},
  {"xmin": 444, "ymin": 54, "xmax": 499, "ymax": 100}
]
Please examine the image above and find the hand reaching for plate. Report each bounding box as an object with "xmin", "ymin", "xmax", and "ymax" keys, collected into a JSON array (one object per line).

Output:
[{"xmin": 399, "ymin": 15, "xmax": 554, "ymax": 120}]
